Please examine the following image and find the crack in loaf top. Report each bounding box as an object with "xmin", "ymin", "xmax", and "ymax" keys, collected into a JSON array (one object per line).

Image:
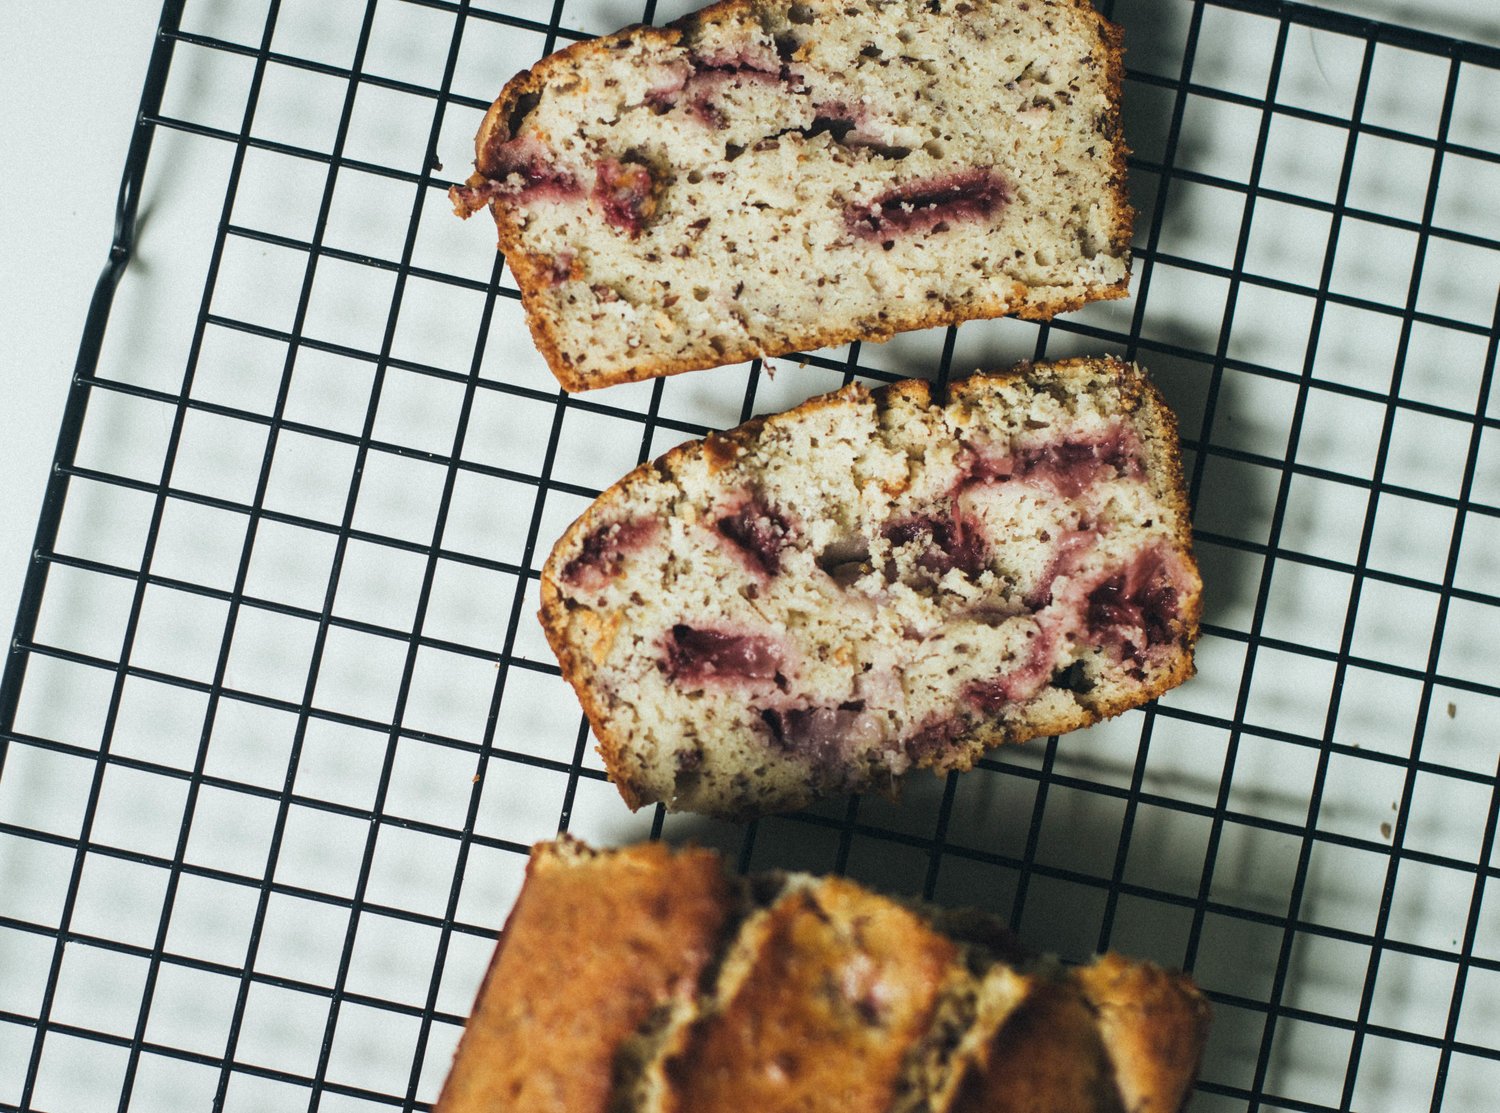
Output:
[{"xmin": 453, "ymin": 0, "xmax": 1132, "ymax": 390}]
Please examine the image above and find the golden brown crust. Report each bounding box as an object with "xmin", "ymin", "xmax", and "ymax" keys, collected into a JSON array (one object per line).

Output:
[
  {"xmin": 520, "ymin": 261, "xmax": 1125, "ymax": 396},
  {"xmin": 1091, "ymin": 10, "xmax": 1136, "ymax": 269},
  {"xmin": 433, "ymin": 838, "xmax": 737, "ymax": 1113},
  {"xmin": 539, "ymin": 575, "xmax": 646, "ymax": 806},
  {"xmin": 1074, "ymin": 955, "xmax": 1213, "ymax": 1113},
  {"xmin": 457, "ymin": 0, "xmax": 1133, "ymax": 393},
  {"xmin": 539, "ymin": 357, "xmax": 1200, "ymax": 811},
  {"xmin": 947, "ymin": 955, "xmax": 1209, "ymax": 1113},
  {"xmin": 437, "ymin": 840, "xmax": 1209, "ymax": 1112},
  {"xmin": 949, "ymin": 973, "xmax": 1126, "ymax": 1113},
  {"xmin": 657, "ymin": 878, "xmax": 961, "ymax": 1113}
]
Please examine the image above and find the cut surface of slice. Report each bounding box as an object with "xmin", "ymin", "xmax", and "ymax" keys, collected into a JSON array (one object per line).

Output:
[
  {"xmin": 540, "ymin": 357, "xmax": 1202, "ymax": 819},
  {"xmin": 452, "ymin": 0, "xmax": 1130, "ymax": 390}
]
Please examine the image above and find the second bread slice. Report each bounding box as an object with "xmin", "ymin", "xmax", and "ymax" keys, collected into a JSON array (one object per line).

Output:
[{"xmin": 540, "ymin": 357, "xmax": 1201, "ymax": 818}]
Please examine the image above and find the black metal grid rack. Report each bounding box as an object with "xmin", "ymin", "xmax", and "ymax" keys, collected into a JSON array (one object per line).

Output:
[{"xmin": 1, "ymin": 0, "xmax": 1497, "ymax": 1109}]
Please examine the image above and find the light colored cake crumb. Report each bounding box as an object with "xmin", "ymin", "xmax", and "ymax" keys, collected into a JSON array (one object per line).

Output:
[
  {"xmin": 540, "ymin": 357, "xmax": 1201, "ymax": 818},
  {"xmin": 454, "ymin": 0, "xmax": 1131, "ymax": 390}
]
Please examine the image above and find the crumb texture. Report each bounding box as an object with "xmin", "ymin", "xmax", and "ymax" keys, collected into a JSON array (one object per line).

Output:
[
  {"xmin": 434, "ymin": 838, "xmax": 1211, "ymax": 1113},
  {"xmin": 454, "ymin": 0, "xmax": 1131, "ymax": 389},
  {"xmin": 540, "ymin": 358, "xmax": 1202, "ymax": 819}
]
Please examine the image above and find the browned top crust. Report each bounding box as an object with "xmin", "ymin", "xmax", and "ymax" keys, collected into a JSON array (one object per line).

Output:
[
  {"xmin": 656, "ymin": 877, "xmax": 960, "ymax": 1113},
  {"xmin": 453, "ymin": 0, "xmax": 1133, "ymax": 391},
  {"xmin": 1075, "ymin": 954, "xmax": 1214, "ymax": 1113},
  {"xmin": 949, "ymin": 971, "xmax": 1126, "ymax": 1113},
  {"xmin": 436, "ymin": 839, "xmax": 1210, "ymax": 1113},
  {"xmin": 433, "ymin": 838, "xmax": 737, "ymax": 1113}
]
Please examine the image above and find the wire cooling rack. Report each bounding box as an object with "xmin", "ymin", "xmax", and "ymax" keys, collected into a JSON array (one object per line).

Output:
[{"xmin": 1, "ymin": 0, "xmax": 1497, "ymax": 1109}]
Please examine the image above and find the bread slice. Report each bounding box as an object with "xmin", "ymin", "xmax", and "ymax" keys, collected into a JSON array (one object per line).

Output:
[
  {"xmin": 539, "ymin": 357, "xmax": 1201, "ymax": 819},
  {"xmin": 435, "ymin": 838, "xmax": 1212, "ymax": 1113},
  {"xmin": 451, "ymin": 0, "xmax": 1130, "ymax": 391}
]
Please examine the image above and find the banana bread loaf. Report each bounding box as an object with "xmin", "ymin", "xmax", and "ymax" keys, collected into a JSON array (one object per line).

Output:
[
  {"xmin": 451, "ymin": 0, "xmax": 1131, "ymax": 391},
  {"xmin": 434, "ymin": 838, "xmax": 1211, "ymax": 1113},
  {"xmin": 540, "ymin": 357, "xmax": 1201, "ymax": 819}
]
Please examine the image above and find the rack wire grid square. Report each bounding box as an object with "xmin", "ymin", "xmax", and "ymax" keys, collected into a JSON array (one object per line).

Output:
[{"xmin": 1, "ymin": 0, "xmax": 1497, "ymax": 1109}]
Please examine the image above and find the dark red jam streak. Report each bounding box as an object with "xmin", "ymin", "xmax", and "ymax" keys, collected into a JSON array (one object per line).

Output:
[
  {"xmin": 844, "ymin": 169, "xmax": 1011, "ymax": 239},
  {"xmin": 470, "ymin": 134, "xmax": 582, "ymax": 203},
  {"xmin": 964, "ymin": 621, "xmax": 1062, "ymax": 710},
  {"xmin": 761, "ymin": 704, "xmax": 868, "ymax": 761},
  {"xmin": 665, "ymin": 625, "xmax": 782, "ymax": 685},
  {"xmin": 592, "ymin": 158, "xmax": 656, "ymax": 237},
  {"xmin": 963, "ymin": 544, "xmax": 1188, "ymax": 713},
  {"xmin": 560, "ymin": 518, "xmax": 656, "ymax": 591},
  {"xmin": 880, "ymin": 427, "xmax": 1142, "ymax": 588},
  {"xmin": 949, "ymin": 429, "xmax": 1173, "ymax": 717},
  {"xmin": 546, "ymin": 250, "xmax": 576, "ymax": 286},
  {"xmin": 715, "ymin": 496, "xmax": 791, "ymax": 576},
  {"xmin": 644, "ymin": 53, "xmax": 908, "ymax": 159},
  {"xmin": 1023, "ymin": 529, "xmax": 1097, "ymax": 610},
  {"xmin": 901, "ymin": 715, "xmax": 964, "ymax": 766},
  {"xmin": 964, "ymin": 425, "xmax": 1145, "ymax": 501},
  {"xmin": 1084, "ymin": 544, "xmax": 1185, "ymax": 662},
  {"xmin": 646, "ymin": 52, "xmax": 789, "ymax": 126},
  {"xmin": 882, "ymin": 508, "xmax": 989, "ymax": 579}
]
